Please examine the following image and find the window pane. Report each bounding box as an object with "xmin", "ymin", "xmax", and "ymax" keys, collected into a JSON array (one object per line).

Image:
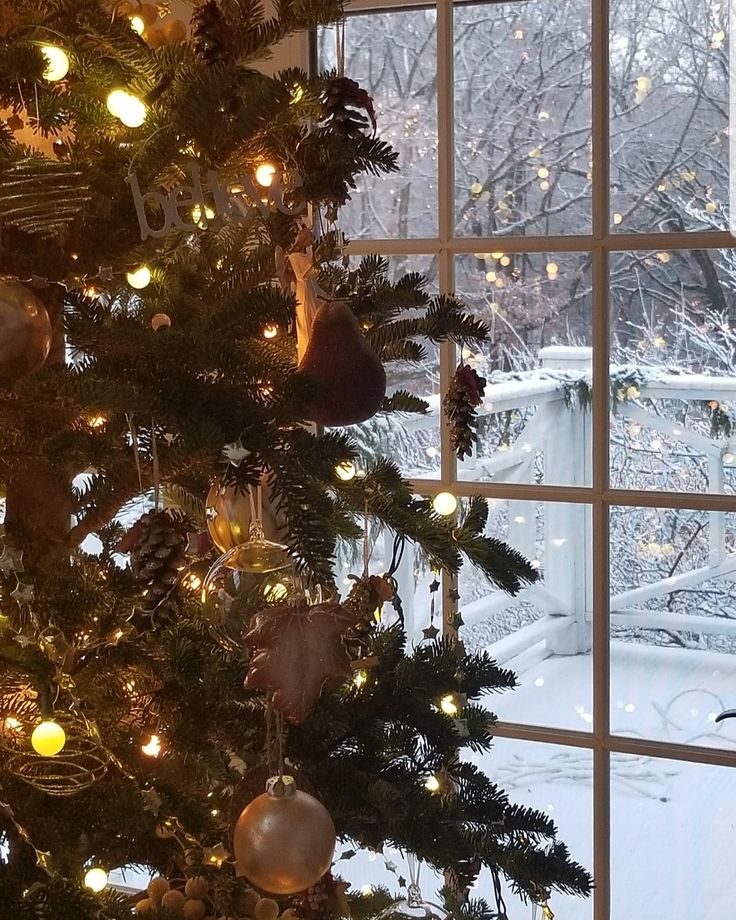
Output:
[
  {"xmin": 340, "ymin": 255, "xmax": 440, "ymax": 479},
  {"xmin": 466, "ymin": 738, "xmax": 593, "ymax": 920},
  {"xmin": 610, "ymin": 504, "xmax": 736, "ymax": 751},
  {"xmin": 459, "ymin": 499, "xmax": 593, "ymax": 733},
  {"xmin": 318, "ymin": 14, "xmax": 438, "ymax": 238},
  {"xmin": 454, "ymin": 0, "xmax": 592, "ymax": 237},
  {"xmin": 610, "ymin": 0, "xmax": 729, "ymax": 232},
  {"xmin": 611, "ymin": 249, "xmax": 736, "ymax": 494},
  {"xmin": 612, "ymin": 757, "xmax": 735, "ymax": 916},
  {"xmin": 455, "ymin": 252, "xmax": 592, "ymax": 486}
]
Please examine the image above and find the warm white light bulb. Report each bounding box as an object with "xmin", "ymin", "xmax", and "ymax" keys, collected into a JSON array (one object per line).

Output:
[
  {"xmin": 41, "ymin": 45, "xmax": 70, "ymax": 82},
  {"xmin": 141, "ymin": 734, "xmax": 161, "ymax": 757},
  {"xmin": 107, "ymin": 89, "xmax": 147, "ymax": 128},
  {"xmin": 432, "ymin": 492, "xmax": 457, "ymax": 516},
  {"xmin": 424, "ymin": 774, "xmax": 441, "ymax": 793},
  {"xmin": 84, "ymin": 867, "xmax": 109, "ymax": 893},
  {"xmin": 126, "ymin": 265, "xmax": 151, "ymax": 289},
  {"xmin": 31, "ymin": 720, "xmax": 66, "ymax": 756},
  {"xmin": 262, "ymin": 324, "xmax": 278, "ymax": 339},
  {"xmin": 255, "ymin": 163, "xmax": 276, "ymax": 187},
  {"xmin": 440, "ymin": 693, "xmax": 459, "ymax": 716},
  {"xmin": 335, "ymin": 461, "xmax": 356, "ymax": 482},
  {"xmin": 129, "ymin": 14, "xmax": 146, "ymax": 34}
]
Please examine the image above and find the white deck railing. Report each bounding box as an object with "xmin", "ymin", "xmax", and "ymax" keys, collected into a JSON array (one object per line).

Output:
[{"xmin": 388, "ymin": 346, "xmax": 736, "ymax": 670}]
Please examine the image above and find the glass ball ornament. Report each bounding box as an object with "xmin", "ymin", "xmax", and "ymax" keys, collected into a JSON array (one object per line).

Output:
[
  {"xmin": 0, "ymin": 280, "xmax": 52, "ymax": 384},
  {"xmin": 31, "ymin": 719, "xmax": 66, "ymax": 756},
  {"xmin": 205, "ymin": 480, "xmax": 284, "ymax": 553},
  {"xmin": 376, "ymin": 888, "xmax": 448, "ymax": 920},
  {"xmin": 233, "ymin": 775, "xmax": 336, "ymax": 895}
]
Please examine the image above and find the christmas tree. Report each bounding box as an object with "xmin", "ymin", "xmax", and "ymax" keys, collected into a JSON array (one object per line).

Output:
[{"xmin": 0, "ymin": 2, "xmax": 591, "ymax": 919}]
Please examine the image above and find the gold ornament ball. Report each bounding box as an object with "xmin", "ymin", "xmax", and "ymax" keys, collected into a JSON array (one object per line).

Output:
[
  {"xmin": 148, "ymin": 876, "xmax": 170, "ymax": 903},
  {"xmin": 161, "ymin": 889, "xmax": 186, "ymax": 913},
  {"xmin": 31, "ymin": 719, "xmax": 66, "ymax": 756},
  {"xmin": 254, "ymin": 899, "xmax": 280, "ymax": 920},
  {"xmin": 0, "ymin": 281, "xmax": 52, "ymax": 384},
  {"xmin": 137, "ymin": 2, "xmax": 158, "ymax": 25},
  {"xmin": 184, "ymin": 877, "xmax": 209, "ymax": 900},
  {"xmin": 233, "ymin": 776, "xmax": 336, "ymax": 895},
  {"xmin": 161, "ymin": 17, "xmax": 188, "ymax": 42},
  {"xmin": 144, "ymin": 26, "xmax": 165, "ymax": 48},
  {"xmin": 135, "ymin": 899, "xmax": 153, "ymax": 913},
  {"xmin": 183, "ymin": 900, "xmax": 207, "ymax": 920}
]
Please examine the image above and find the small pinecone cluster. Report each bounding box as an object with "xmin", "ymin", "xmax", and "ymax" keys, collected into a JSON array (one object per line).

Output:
[
  {"xmin": 321, "ymin": 77, "xmax": 376, "ymax": 138},
  {"xmin": 443, "ymin": 363, "xmax": 487, "ymax": 460},
  {"xmin": 191, "ymin": 0, "xmax": 233, "ymax": 65},
  {"xmin": 118, "ymin": 510, "xmax": 188, "ymax": 618}
]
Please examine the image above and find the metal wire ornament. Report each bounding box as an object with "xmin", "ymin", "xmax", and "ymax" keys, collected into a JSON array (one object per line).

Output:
[
  {"xmin": 376, "ymin": 854, "xmax": 448, "ymax": 920},
  {"xmin": 0, "ymin": 710, "xmax": 108, "ymax": 796}
]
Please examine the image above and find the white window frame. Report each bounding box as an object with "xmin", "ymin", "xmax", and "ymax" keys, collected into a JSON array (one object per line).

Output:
[{"xmin": 304, "ymin": 1, "xmax": 736, "ymax": 915}]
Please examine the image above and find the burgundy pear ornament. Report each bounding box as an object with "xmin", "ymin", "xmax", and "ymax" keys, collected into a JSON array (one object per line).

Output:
[{"xmin": 298, "ymin": 300, "xmax": 386, "ymax": 427}]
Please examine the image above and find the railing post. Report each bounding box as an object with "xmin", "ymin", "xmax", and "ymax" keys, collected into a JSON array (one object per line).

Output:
[{"xmin": 539, "ymin": 346, "xmax": 593, "ymax": 655}]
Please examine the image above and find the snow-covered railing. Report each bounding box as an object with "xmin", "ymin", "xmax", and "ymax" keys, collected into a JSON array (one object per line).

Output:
[{"xmin": 394, "ymin": 347, "xmax": 736, "ymax": 670}]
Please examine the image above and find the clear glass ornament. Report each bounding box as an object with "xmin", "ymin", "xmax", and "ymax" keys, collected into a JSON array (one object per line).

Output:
[
  {"xmin": 202, "ymin": 521, "xmax": 290, "ymax": 598},
  {"xmin": 377, "ymin": 856, "xmax": 448, "ymax": 920}
]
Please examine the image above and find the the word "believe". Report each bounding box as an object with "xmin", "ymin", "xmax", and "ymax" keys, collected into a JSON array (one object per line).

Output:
[{"xmin": 126, "ymin": 162, "xmax": 305, "ymax": 241}]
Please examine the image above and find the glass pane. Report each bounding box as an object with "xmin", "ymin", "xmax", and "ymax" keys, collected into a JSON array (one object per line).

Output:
[
  {"xmin": 341, "ymin": 255, "xmax": 440, "ymax": 479},
  {"xmin": 610, "ymin": 249, "xmax": 736, "ymax": 494},
  {"xmin": 465, "ymin": 738, "xmax": 593, "ymax": 920},
  {"xmin": 455, "ymin": 252, "xmax": 592, "ymax": 486},
  {"xmin": 454, "ymin": 0, "xmax": 592, "ymax": 237},
  {"xmin": 610, "ymin": 0, "xmax": 729, "ymax": 232},
  {"xmin": 611, "ymin": 756, "xmax": 735, "ymax": 916},
  {"xmin": 458, "ymin": 499, "xmax": 593, "ymax": 733},
  {"xmin": 610, "ymin": 505, "xmax": 736, "ymax": 750},
  {"xmin": 318, "ymin": 14, "xmax": 438, "ymax": 238}
]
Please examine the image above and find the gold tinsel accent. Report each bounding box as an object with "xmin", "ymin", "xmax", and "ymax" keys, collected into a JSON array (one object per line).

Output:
[{"xmin": 0, "ymin": 678, "xmax": 108, "ymax": 796}]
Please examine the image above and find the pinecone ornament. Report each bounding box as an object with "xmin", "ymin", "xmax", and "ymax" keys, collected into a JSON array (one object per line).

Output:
[
  {"xmin": 117, "ymin": 510, "xmax": 189, "ymax": 626},
  {"xmin": 321, "ymin": 77, "xmax": 376, "ymax": 138},
  {"xmin": 191, "ymin": 0, "xmax": 233, "ymax": 65},
  {"xmin": 443, "ymin": 363, "xmax": 487, "ymax": 461},
  {"xmin": 300, "ymin": 872, "xmax": 349, "ymax": 920}
]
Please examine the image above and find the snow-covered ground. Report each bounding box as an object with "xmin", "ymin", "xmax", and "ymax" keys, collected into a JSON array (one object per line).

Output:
[{"xmin": 331, "ymin": 642, "xmax": 736, "ymax": 919}]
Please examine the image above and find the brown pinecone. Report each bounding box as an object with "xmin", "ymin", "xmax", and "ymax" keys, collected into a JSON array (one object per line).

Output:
[
  {"xmin": 117, "ymin": 510, "xmax": 188, "ymax": 614},
  {"xmin": 443, "ymin": 363, "xmax": 487, "ymax": 461},
  {"xmin": 191, "ymin": 0, "xmax": 233, "ymax": 65},
  {"xmin": 321, "ymin": 77, "xmax": 376, "ymax": 138}
]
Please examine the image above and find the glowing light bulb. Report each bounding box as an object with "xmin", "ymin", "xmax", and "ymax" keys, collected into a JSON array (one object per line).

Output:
[
  {"xmin": 353, "ymin": 670, "xmax": 367, "ymax": 689},
  {"xmin": 41, "ymin": 45, "xmax": 70, "ymax": 82},
  {"xmin": 84, "ymin": 868, "xmax": 109, "ymax": 893},
  {"xmin": 126, "ymin": 265, "xmax": 151, "ymax": 289},
  {"xmin": 440, "ymin": 693, "xmax": 459, "ymax": 716},
  {"xmin": 4, "ymin": 716, "xmax": 21, "ymax": 731},
  {"xmin": 537, "ymin": 166, "xmax": 549, "ymax": 179},
  {"xmin": 87, "ymin": 414, "xmax": 107, "ymax": 429},
  {"xmin": 31, "ymin": 720, "xmax": 66, "ymax": 756},
  {"xmin": 191, "ymin": 204, "xmax": 216, "ymax": 227},
  {"xmin": 141, "ymin": 734, "xmax": 162, "ymax": 757},
  {"xmin": 360, "ymin": 885, "xmax": 373, "ymax": 896},
  {"xmin": 262, "ymin": 324, "xmax": 278, "ymax": 339},
  {"xmin": 107, "ymin": 90, "xmax": 147, "ymax": 128},
  {"xmin": 432, "ymin": 492, "xmax": 457, "ymax": 516},
  {"xmin": 255, "ymin": 163, "xmax": 276, "ymax": 187},
  {"xmin": 424, "ymin": 774, "xmax": 441, "ymax": 793},
  {"xmin": 335, "ymin": 461, "xmax": 356, "ymax": 482},
  {"xmin": 129, "ymin": 14, "xmax": 146, "ymax": 34},
  {"xmin": 490, "ymin": 251, "xmax": 504, "ymax": 259},
  {"xmin": 545, "ymin": 262, "xmax": 559, "ymax": 275}
]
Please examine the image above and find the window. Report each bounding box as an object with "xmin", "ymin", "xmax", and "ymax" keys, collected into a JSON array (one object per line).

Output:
[{"xmin": 319, "ymin": 0, "xmax": 735, "ymax": 916}]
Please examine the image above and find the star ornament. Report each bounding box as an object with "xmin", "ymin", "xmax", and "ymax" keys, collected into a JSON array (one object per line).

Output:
[
  {"xmin": 11, "ymin": 581, "xmax": 34, "ymax": 605},
  {"xmin": 244, "ymin": 600, "xmax": 359, "ymax": 723},
  {"xmin": 422, "ymin": 623, "xmax": 440, "ymax": 640},
  {"xmin": 0, "ymin": 546, "xmax": 24, "ymax": 576},
  {"xmin": 203, "ymin": 842, "xmax": 230, "ymax": 868}
]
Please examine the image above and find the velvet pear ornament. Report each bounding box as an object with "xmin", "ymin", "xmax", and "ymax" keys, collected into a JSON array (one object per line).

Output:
[{"xmin": 298, "ymin": 300, "xmax": 386, "ymax": 427}]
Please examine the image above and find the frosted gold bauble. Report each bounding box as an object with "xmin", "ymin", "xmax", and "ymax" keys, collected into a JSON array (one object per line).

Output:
[
  {"xmin": 0, "ymin": 281, "xmax": 52, "ymax": 384},
  {"xmin": 147, "ymin": 876, "xmax": 170, "ymax": 902},
  {"xmin": 254, "ymin": 899, "xmax": 279, "ymax": 920},
  {"xmin": 161, "ymin": 888, "xmax": 186, "ymax": 912},
  {"xmin": 135, "ymin": 899, "xmax": 153, "ymax": 913},
  {"xmin": 184, "ymin": 877, "xmax": 209, "ymax": 900},
  {"xmin": 233, "ymin": 776, "xmax": 335, "ymax": 895},
  {"xmin": 183, "ymin": 900, "xmax": 207, "ymax": 920}
]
